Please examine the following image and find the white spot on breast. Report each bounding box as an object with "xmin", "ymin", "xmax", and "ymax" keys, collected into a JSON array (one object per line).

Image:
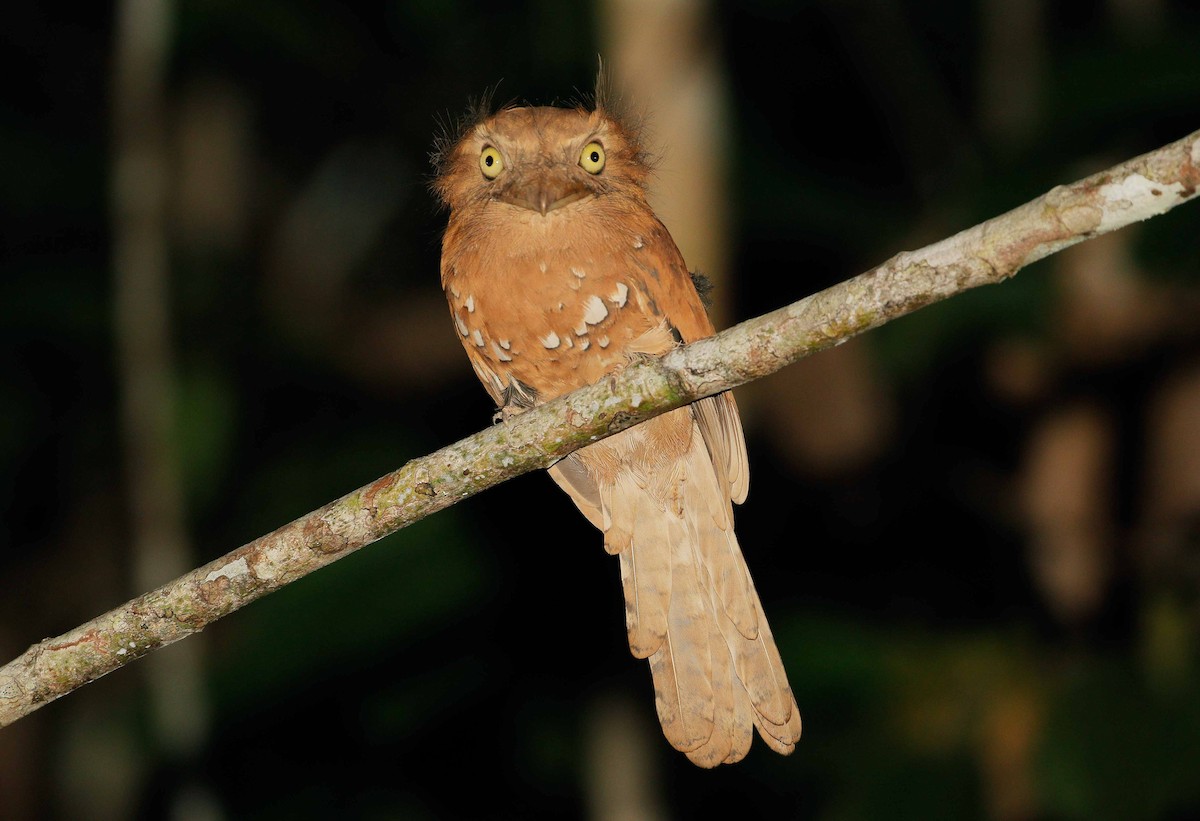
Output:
[
  {"xmin": 472, "ymin": 329, "xmax": 484, "ymax": 347},
  {"xmin": 582, "ymin": 295, "xmax": 608, "ymax": 324},
  {"xmin": 597, "ymin": 335, "xmax": 610, "ymax": 348},
  {"xmin": 579, "ymin": 338, "xmax": 590, "ymax": 351},
  {"xmin": 465, "ymin": 295, "xmax": 475, "ymax": 313},
  {"xmin": 609, "ymin": 282, "xmax": 629, "ymax": 307},
  {"xmin": 574, "ymin": 320, "xmax": 588, "ymax": 336},
  {"xmin": 632, "ymin": 235, "xmax": 644, "ymax": 249},
  {"xmin": 541, "ymin": 331, "xmax": 561, "ymax": 349},
  {"xmin": 499, "ymin": 339, "xmax": 511, "ymax": 350},
  {"xmin": 539, "ymin": 261, "xmax": 548, "ymax": 273},
  {"xmin": 557, "ymin": 302, "xmax": 564, "ymax": 310},
  {"xmin": 454, "ymin": 313, "xmax": 469, "ymax": 337},
  {"xmin": 570, "ymin": 266, "xmax": 586, "ymax": 279},
  {"xmin": 492, "ymin": 341, "xmax": 513, "ymax": 362},
  {"xmin": 564, "ymin": 335, "xmax": 574, "ymax": 348},
  {"xmin": 449, "ymin": 284, "xmax": 460, "ymax": 298}
]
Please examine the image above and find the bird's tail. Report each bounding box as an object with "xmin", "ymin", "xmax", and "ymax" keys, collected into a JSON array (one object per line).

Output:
[{"xmin": 595, "ymin": 414, "xmax": 802, "ymax": 767}]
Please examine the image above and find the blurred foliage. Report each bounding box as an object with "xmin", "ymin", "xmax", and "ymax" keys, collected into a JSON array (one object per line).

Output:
[{"xmin": 2, "ymin": 1, "xmax": 1200, "ymax": 819}]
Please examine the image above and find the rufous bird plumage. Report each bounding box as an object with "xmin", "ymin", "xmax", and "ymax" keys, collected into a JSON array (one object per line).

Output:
[{"xmin": 433, "ymin": 97, "xmax": 801, "ymax": 766}]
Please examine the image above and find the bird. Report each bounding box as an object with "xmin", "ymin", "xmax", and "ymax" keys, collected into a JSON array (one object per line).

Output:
[{"xmin": 432, "ymin": 95, "xmax": 801, "ymax": 767}]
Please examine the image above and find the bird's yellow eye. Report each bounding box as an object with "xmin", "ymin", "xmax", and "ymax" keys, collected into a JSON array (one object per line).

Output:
[
  {"xmin": 479, "ymin": 146, "xmax": 504, "ymax": 179},
  {"xmin": 579, "ymin": 141, "xmax": 606, "ymax": 174}
]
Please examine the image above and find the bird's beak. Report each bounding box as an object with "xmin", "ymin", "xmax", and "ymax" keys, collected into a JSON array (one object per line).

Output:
[{"xmin": 501, "ymin": 172, "xmax": 591, "ymax": 215}]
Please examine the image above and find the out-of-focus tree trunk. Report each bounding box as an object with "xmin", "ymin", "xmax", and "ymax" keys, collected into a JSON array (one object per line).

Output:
[
  {"xmin": 592, "ymin": 4, "xmax": 730, "ymax": 807},
  {"xmin": 584, "ymin": 694, "xmax": 668, "ymax": 821},
  {"xmin": 107, "ymin": 1, "xmax": 220, "ymax": 818},
  {"xmin": 1021, "ymin": 403, "xmax": 1116, "ymax": 626},
  {"xmin": 596, "ymin": 0, "xmax": 732, "ymax": 326}
]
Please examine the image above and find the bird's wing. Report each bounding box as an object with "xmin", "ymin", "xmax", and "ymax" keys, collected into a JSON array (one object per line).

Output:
[{"xmin": 623, "ymin": 216, "xmax": 750, "ymax": 506}]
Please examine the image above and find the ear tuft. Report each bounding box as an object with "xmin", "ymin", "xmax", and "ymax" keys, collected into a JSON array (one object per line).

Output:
[
  {"xmin": 589, "ymin": 59, "xmax": 655, "ymax": 176},
  {"xmin": 428, "ymin": 84, "xmax": 508, "ymax": 207}
]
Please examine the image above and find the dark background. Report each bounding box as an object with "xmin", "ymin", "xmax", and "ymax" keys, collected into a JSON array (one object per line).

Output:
[{"xmin": 2, "ymin": 1, "xmax": 1200, "ymax": 819}]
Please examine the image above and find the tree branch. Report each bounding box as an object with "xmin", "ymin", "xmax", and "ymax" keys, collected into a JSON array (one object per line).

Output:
[{"xmin": 2, "ymin": 129, "xmax": 1197, "ymax": 729}]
